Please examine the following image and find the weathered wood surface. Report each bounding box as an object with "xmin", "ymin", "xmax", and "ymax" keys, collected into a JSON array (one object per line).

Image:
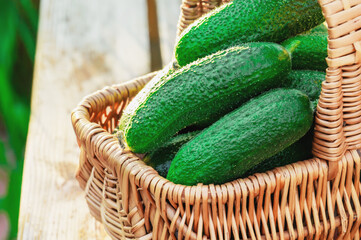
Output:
[{"xmin": 18, "ymin": 0, "xmax": 180, "ymax": 239}]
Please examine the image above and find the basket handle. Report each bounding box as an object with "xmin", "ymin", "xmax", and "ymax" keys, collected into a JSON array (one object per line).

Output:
[{"xmin": 314, "ymin": 0, "xmax": 361, "ymax": 179}]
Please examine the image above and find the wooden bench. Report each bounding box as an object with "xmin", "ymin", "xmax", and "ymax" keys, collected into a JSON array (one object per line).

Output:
[{"xmin": 18, "ymin": 0, "xmax": 181, "ymax": 238}]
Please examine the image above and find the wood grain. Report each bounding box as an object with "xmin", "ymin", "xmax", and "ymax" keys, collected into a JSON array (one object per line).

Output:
[{"xmin": 18, "ymin": 0, "xmax": 151, "ymax": 239}]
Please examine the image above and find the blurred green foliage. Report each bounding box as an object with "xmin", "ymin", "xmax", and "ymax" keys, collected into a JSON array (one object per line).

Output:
[{"xmin": 0, "ymin": 0, "xmax": 39, "ymax": 239}]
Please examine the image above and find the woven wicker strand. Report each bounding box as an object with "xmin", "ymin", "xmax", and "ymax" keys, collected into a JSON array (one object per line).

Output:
[
  {"xmin": 71, "ymin": 0, "xmax": 361, "ymax": 239},
  {"xmin": 201, "ymin": 0, "xmax": 220, "ymax": 13}
]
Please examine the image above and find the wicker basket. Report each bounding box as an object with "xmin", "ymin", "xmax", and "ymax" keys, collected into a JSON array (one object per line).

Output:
[{"xmin": 71, "ymin": 0, "xmax": 361, "ymax": 239}]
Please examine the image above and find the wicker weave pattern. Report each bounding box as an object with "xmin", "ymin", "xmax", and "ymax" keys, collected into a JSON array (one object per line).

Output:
[
  {"xmin": 72, "ymin": 76, "xmax": 361, "ymax": 238},
  {"xmin": 71, "ymin": 0, "xmax": 361, "ymax": 239},
  {"xmin": 313, "ymin": 0, "xmax": 361, "ymax": 163}
]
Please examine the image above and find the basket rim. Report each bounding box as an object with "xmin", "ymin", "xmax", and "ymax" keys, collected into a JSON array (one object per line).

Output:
[{"xmin": 71, "ymin": 72, "xmax": 331, "ymax": 198}]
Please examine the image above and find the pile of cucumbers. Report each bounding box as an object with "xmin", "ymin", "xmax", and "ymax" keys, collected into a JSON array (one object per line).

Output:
[{"xmin": 115, "ymin": 0, "xmax": 328, "ymax": 186}]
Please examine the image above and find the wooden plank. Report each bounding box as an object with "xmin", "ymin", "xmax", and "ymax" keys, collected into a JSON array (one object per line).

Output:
[
  {"xmin": 18, "ymin": 0, "xmax": 150, "ymax": 239},
  {"xmin": 157, "ymin": 0, "xmax": 182, "ymax": 65}
]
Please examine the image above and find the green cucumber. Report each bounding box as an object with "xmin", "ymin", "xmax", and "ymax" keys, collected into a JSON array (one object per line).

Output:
[
  {"xmin": 282, "ymin": 31, "xmax": 327, "ymax": 71},
  {"xmin": 167, "ymin": 89, "xmax": 313, "ymax": 185},
  {"xmin": 143, "ymin": 131, "xmax": 200, "ymax": 177},
  {"xmin": 243, "ymin": 130, "xmax": 314, "ymax": 176},
  {"xmin": 175, "ymin": 0, "xmax": 324, "ymax": 66},
  {"xmin": 242, "ymin": 70, "xmax": 324, "ymax": 176},
  {"xmin": 283, "ymin": 70, "xmax": 325, "ymax": 110},
  {"xmin": 307, "ymin": 22, "xmax": 328, "ymax": 34},
  {"xmin": 118, "ymin": 42, "xmax": 291, "ymax": 153}
]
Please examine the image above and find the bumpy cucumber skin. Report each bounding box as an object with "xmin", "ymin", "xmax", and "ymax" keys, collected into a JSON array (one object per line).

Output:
[
  {"xmin": 175, "ymin": 0, "xmax": 324, "ymax": 66},
  {"xmin": 243, "ymin": 70, "xmax": 324, "ymax": 176},
  {"xmin": 282, "ymin": 33, "xmax": 327, "ymax": 71},
  {"xmin": 119, "ymin": 42, "xmax": 291, "ymax": 153},
  {"xmin": 243, "ymin": 128, "xmax": 314, "ymax": 177},
  {"xmin": 307, "ymin": 22, "xmax": 328, "ymax": 34},
  {"xmin": 167, "ymin": 89, "xmax": 313, "ymax": 186},
  {"xmin": 283, "ymin": 70, "xmax": 325, "ymax": 110},
  {"xmin": 143, "ymin": 131, "xmax": 200, "ymax": 177}
]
